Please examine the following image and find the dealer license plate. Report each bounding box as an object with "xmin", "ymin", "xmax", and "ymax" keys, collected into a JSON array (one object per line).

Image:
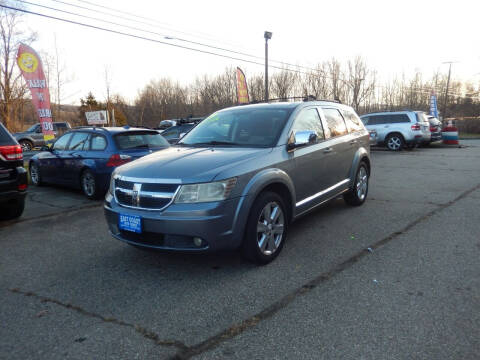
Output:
[{"xmin": 119, "ymin": 214, "xmax": 142, "ymax": 233}]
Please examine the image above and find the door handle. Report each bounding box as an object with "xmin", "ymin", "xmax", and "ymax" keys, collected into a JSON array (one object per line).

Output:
[
  {"xmin": 323, "ymin": 147, "xmax": 332, "ymax": 153},
  {"xmin": 349, "ymin": 140, "xmax": 358, "ymax": 145},
  {"xmin": 384, "ymin": 125, "xmax": 389, "ymax": 128}
]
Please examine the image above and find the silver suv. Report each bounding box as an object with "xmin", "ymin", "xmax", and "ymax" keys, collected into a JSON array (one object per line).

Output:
[
  {"xmin": 104, "ymin": 101, "xmax": 371, "ymax": 264},
  {"xmin": 360, "ymin": 111, "xmax": 431, "ymax": 151},
  {"xmin": 13, "ymin": 122, "xmax": 71, "ymax": 151}
]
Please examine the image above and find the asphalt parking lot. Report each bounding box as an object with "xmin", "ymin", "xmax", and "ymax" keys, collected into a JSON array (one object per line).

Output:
[{"xmin": 1, "ymin": 142, "xmax": 479, "ymax": 360}]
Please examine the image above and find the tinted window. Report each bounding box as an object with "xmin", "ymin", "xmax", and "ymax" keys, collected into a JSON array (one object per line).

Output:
[
  {"xmin": 180, "ymin": 108, "xmax": 293, "ymax": 147},
  {"xmin": 90, "ymin": 134, "xmax": 107, "ymax": 151},
  {"xmin": 322, "ymin": 108, "xmax": 348, "ymax": 137},
  {"xmin": 114, "ymin": 131, "xmax": 169, "ymax": 149},
  {"xmin": 161, "ymin": 127, "xmax": 180, "ymax": 139},
  {"xmin": 68, "ymin": 132, "xmax": 89, "ymax": 151},
  {"xmin": 343, "ymin": 109, "xmax": 364, "ymax": 132},
  {"xmin": 367, "ymin": 114, "xmax": 410, "ymax": 125},
  {"xmin": 0, "ymin": 123, "xmax": 14, "ymax": 145},
  {"xmin": 55, "ymin": 123, "xmax": 68, "ymax": 128},
  {"xmin": 53, "ymin": 133, "xmax": 72, "ymax": 151},
  {"xmin": 291, "ymin": 108, "xmax": 324, "ymax": 140}
]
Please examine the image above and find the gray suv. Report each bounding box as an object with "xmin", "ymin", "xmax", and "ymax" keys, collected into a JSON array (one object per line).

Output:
[
  {"xmin": 360, "ymin": 111, "xmax": 431, "ymax": 150},
  {"xmin": 104, "ymin": 101, "xmax": 371, "ymax": 264},
  {"xmin": 14, "ymin": 122, "xmax": 71, "ymax": 151}
]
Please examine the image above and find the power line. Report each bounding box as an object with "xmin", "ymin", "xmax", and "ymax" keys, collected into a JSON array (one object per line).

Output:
[
  {"xmin": 44, "ymin": 0, "xmax": 324, "ymax": 74},
  {"xmin": 5, "ymin": 4, "xmax": 478, "ymax": 101}
]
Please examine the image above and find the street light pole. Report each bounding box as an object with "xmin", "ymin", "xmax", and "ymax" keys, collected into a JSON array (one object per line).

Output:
[{"xmin": 264, "ymin": 31, "xmax": 272, "ymax": 102}]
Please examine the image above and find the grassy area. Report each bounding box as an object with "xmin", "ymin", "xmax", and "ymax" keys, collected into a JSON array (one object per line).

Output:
[{"xmin": 458, "ymin": 133, "xmax": 480, "ymax": 139}]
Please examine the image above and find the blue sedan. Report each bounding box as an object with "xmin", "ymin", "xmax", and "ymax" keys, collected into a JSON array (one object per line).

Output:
[{"xmin": 29, "ymin": 126, "xmax": 169, "ymax": 199}]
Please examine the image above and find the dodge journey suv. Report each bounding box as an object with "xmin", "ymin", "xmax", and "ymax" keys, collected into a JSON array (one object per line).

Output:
[{"xmin": 104, "ymin": 101, "xmax": 371, "ymax": 264}]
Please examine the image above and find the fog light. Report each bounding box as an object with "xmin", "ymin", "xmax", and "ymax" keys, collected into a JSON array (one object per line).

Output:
[{"xmin": 193, "ymin": 237, "xmax": 203, "ymax": 247}]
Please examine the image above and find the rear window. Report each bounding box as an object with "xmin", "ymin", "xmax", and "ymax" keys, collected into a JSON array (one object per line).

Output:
[
  {"xmin": 342, "ymin": 109, "xmax": 364, "ymax": 132},
  {"xmin": 0, "ymin": 123, "xmax": 15, "ymax": 145},
  {"xmin": 114, "ymin": 131, "xmax": 169, "ymax": 150}
]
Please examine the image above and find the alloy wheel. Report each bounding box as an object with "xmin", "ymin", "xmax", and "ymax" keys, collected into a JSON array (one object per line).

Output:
[
  {"xmin": 356, "ymin": 166, "xmax": 368, "ymax": 201},
  {"xmin": 82, "ymin": 172, "xmax": 95, "ymax": 197},
  {"xmin": 387, "ymin": 136, "xmax": 402, "ymax": 150},
  {"xmin": 256, "ymin": 201, "xmax": 285, "ymax": 256}
]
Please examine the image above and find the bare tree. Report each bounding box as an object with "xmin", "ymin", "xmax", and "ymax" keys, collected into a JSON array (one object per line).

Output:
[{"xmin": 0, "ymin": 3, "xmax": 36, "ymax": 131}]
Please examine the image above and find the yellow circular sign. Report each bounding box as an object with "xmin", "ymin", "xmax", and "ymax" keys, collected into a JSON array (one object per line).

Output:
[{"xmin": 18, "ymin": 52, "xmax": 38, "ymax": 73}]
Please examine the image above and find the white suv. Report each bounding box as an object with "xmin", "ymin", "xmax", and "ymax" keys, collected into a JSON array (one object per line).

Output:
[{"xmin": 360, "ymin": 111, "xmax": 431, "ymax": 151}]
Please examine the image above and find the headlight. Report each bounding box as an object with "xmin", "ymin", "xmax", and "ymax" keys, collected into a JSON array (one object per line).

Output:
[
  {"xmin": 174, "ymin": 178, "xmax": 237, "ymax": 203},
  {"xmin": 108, "ymin": 173, "xmax": 117, "ymax": 195}
]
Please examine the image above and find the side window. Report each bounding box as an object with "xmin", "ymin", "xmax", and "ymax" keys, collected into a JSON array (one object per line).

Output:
[
  {"xmin": 322, "ymin": 108, "xmax": 348, "ymax": 137},
  {"xmin": 68, "ymin": 132, "xmax": 89, "ymax": 151},
  {"xmin": 161, "ymin": 127, "xmax": 179, "ymax": 139},
  {"xmin": 53, "ymin": 133, "xmax": 72, "ymax": 151},
  {"xmin": 90, "ymin": 134, "xmax": 107, "ymax": 150},
  {"xmin": 291, "ymin": 108, "xmax": 325, "ymax": 140},
  {"xmin": 369, "ymin": 115, "xmax": 386, "ymax": 125},
  {"xmin": 343, "ymin": 109, "xmax": 364, "ymax": 132}
]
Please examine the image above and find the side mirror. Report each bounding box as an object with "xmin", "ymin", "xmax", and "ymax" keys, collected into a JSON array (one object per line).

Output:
[{"xmin": 287, "ymin": 130, "xmax": 318, "ymax": 150}]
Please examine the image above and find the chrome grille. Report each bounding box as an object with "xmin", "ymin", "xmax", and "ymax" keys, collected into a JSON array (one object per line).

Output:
[{"xmin": 114, "ymin": 177, "xmax": 180, "ymax": 210}]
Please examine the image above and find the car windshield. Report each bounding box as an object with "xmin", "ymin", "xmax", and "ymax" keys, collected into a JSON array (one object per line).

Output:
[
  {"xmin": 114, "ymin": 131, "xmax": 170, "ymax": 149},
  {"xmin": 26, "ymin": 124, "xmax": 38, "ymax": 132},
  {"xmin": 179, "ymin": 107, "xmax": 292, "ymax": 147}
]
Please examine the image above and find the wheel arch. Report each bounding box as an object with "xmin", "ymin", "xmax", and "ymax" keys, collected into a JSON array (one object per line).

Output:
[{"xmin": 348, "ymin": 147, "xmax": 371, "ymax": 188}]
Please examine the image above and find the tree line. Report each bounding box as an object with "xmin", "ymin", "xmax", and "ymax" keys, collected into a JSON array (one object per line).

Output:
[{"xmin": 1, "ymin": 4, "xmax": 479, "ymax": 132}]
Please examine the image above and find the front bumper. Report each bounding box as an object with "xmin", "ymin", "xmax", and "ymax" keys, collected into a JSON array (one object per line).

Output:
[{"xmin": 104, "ymin": 192, "xmax": 248, "ymax": 252}]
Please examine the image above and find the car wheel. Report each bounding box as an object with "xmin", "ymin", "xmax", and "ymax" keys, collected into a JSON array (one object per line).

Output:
[
  {"xmin": 385, "ymin": 134, "xmax": 404, "ymax": 151},
  {"xmin": 80, "ymin": 169, "xmax": 99, "ymax": 199},
  {"xmin": 0, "ymin": 198, "xmax": 25, "ymax": 220},
  {"xmin": 29, "ymin": 162, "xmax": 43, "ymax": 186},
  {"xmin": 344, "ymin": 162, "xmax": 369, "ymax": 206},
  {"xmin": 20, "ymin": 140, "xmax": 33, "ymax": 152},
  {"xmin": 241, "ymin": 191, "xmax": 288, "ymax": 265}
]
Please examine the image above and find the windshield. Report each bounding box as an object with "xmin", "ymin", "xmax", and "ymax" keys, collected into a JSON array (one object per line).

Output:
[
  {"xmin": 179, "ymin": 107, "xmax": 292, "ymax": 147},
  {"xmin": 114, "ymin": 131, "xmax": 170, "ymax": 150},
  {"xmin": 27, "ymin": 124, "xmax": 38, "ymax": 132}
]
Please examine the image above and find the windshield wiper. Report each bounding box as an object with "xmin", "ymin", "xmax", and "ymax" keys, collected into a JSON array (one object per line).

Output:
[
  {"xmin": 131, "ymin": 144, "xmax": 150, "ymax": 149},
  {"xmin": 181, "ymin": 141, "xmax": 241, "ymax": 146}
]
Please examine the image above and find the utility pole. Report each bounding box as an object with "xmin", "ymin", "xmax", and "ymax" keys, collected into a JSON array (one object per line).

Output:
[
  {"xmin": 441, "ymin": 61, "xmax": 457, "ymax": 120},
  {"xmin": 264, "ymin": 31, "xmax": 272, "ymax": 102}
]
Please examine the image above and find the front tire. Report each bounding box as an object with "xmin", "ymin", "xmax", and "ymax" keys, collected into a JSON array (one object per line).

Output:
[
  {"xmin": 344, "ymin": 162, "xmax": 369, "ymax": 206},
  {"xmin": 20, "ymin": 140, "xmax": 33, "ymax": 152},
  {"xmin": 29, "ymin": 162, "xmax": 43, "ymax": 186},
  {"xmin": 385, "ymin": 134, "xmax": 404, "ymax": 151},
  {"xmin": 80, "ymin": 169, "xmax": 100, "ymax": 199},
  {"xmin": 241, "ymin": 192, "xmax": 288, "ymax": 265}
]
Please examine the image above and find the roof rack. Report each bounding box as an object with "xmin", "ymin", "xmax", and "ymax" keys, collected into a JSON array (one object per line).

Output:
[
  {"xmin": 73, "ymin": 126, "xmax": 109, "ymax": 132},
  {"xmin": 242, "ymin": 96, "xmax": 340, "ymax": 105}
]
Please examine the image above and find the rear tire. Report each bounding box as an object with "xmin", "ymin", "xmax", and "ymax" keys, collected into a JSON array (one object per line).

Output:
[
  {"xmin": 385, "ymin": 134, "xmax": 404, "ymax": 151},
  {"xmin": 241, "ymin": 192, "xmax": 288, "ymax": 265},
  {"xmin": 0, "ymin": 198, "xmax": 25, "ymax": 220},
  {"xmin": 344, "ymin": 162, "xmax": 369, "ymax": 206},
  {"xmin": 80, "ymin": 169, "xmax": 100, "ymax": 199}
]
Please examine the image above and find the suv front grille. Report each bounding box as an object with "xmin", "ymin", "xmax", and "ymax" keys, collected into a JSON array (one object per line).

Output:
[{"xmin": 114, "ymin": 178, "xmax": 179, "ymax": 210}]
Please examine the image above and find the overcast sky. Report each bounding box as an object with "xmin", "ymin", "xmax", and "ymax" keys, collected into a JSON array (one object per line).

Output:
[{"xmin": 12, "ymin": 0, "xmax": 480, "ymax": 104}]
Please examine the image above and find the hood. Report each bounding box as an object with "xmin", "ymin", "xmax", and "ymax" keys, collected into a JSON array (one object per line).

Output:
[{"xmin": 115, "ymin": 146, "xmax": 270, "ymax": 183}]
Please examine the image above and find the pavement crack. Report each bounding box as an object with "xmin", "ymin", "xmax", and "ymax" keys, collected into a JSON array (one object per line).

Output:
[
  {"xmin": 8, "ymin": 288, "xmax": 188, "ymax": 352},
  {"xmin": 170, "ymin": 182, "xmax": 480, "ymax": 360}
]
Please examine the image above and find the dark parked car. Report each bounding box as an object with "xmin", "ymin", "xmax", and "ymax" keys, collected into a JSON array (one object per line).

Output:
[
  {"xmin": 0, "ymin": 122, "xmax": 27, "ymax": 220},
  {"xmin": 160, "ymin": 118, "xmax": 204, "ymax": 144},
  {"xmin": 13, "ymin": 122, "xmax": 72, "ymax": 151},
  {"xmin": 105, "ymin": 101, "xmax": 371, "ymax": 264},
  {"xmin": 29, "ymin": 126, "xmax": 170, "ymax": 199}
]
